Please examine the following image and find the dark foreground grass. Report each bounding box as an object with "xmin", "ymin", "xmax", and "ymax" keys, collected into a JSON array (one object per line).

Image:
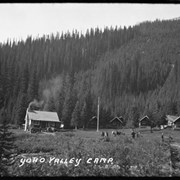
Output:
[{"xmin": 6, "ymin": 128, "xmax": 177, "ymax": 176}]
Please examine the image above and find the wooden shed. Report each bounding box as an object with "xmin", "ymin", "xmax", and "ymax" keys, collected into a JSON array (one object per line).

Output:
[
  {"xmin": 166, "ymin": 115, "xmax": 179, "ymax": 127},
  {"xmin": 139, "ymin": 115, "xmax": 150, "ymax": 127},
  {"xmin": 24, "ymin": 108, "xmax": 61, "ymax": 132},
  {"xmin": 174, "ymin": 117, "xmax": 180, "ymax": 128},
  {"xmin": 109, "ymin": 116, "xmax": 123, "ymax": 129},
  {"xmin": 87, "ymin": 116, "xmax": 97, "ymax": 128}
]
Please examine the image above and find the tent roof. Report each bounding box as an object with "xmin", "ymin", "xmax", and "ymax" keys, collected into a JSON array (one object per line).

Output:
[
  {"xmin": 89, "ymin": 116, "xmax": 97, "ymax": 121},
  {"xmin": 174, "ymin": 117, "xmax": 180, "ymax": 123}
]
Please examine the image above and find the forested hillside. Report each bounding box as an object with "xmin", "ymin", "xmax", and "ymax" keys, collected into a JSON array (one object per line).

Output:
[{"xmin": 1, "ymin": 18, "xmax": 180, "ymax": 129}]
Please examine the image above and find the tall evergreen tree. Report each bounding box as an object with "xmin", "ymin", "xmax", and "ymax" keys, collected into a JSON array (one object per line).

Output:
[
  {"xmin": 0, "ymin": 75, "xmax": 4, "ymax": 110},
  {"xmin": 20, "ymin": 64, "xmax": 29, "ymax": 94},
  {"xmin": 61, "ymin": 87, "xmax": 75, "ymax": 128},
  {"xmin": 14, "ymin": 93, "xmax": 27, "ymax": 126},
  {"xmin": 0, "ymin": 108, "xmax": 16, "ymax": 176},
  {"xmin": 131, "ymin": 105, "xmax": 140, "ymax": 128},
  {"xmin": 61, "ymin": 73, "xmax": 77, "ymax": 128},
  {"xmin": 46, "ymin": 95, "xmax": 56, "ymax": 111},
  {"xmin": 80, "ymin": 101, "xmax": 88, "ymax": 129},
  {"xmin": 71, "ymin": 101, "xmax": 80, "ymax": 129},
  {"xmin": 57, "ymin": 73, "xmax": 66, "ymax": 119},
  {"xmin": 27, "ymin": 69, "xmax": 39, "ymax": 103}
]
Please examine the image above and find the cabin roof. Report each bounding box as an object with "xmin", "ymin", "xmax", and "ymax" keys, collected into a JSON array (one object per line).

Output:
[
  {"xmin": 139, "ymin": 115, "xmax": 149, "ymax": 122},
  {"xmin": 174, "ymin": 118, "xmax": 180, "ymax": 124},
  {"xmin": 89, "ymin": 116, "xmax": 97, "ymax": 121},
  {"xmin": 166, "ymin": 115, "xmax": 180, "ymax": 123},
  {"xmin": 110, "ymin": 116, "xmax": 123, "ymax": 123},
  {"xmin": 25, "ymin": 110, "xmax": 60, "ymax": 122}
]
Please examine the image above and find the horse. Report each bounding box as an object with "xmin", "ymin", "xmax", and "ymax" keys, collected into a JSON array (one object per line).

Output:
[
  {"xmin": 116, "ymin": 131, "xmax": 121, "ymax": 135},
  {"xmin": 105, "ymin": 132, "xmax": 109, "ymax": 137},
  {"xmin": 101, "ymin": 131, "xmax": 105, "ymax": 137},
  {"xmin": 112, "ymin": 131, "xmax": 117, "ymax": 136},
  {"xmin": 101, "ymin": 131, "xmax": 109, "ymax": 138},
  {"xmin": 112, "ymin": 130, "xmax": 122, "ymax": 136}
]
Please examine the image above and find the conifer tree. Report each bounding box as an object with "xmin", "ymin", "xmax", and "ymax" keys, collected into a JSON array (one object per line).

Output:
[
  {"xmin": 85, "ymin": 90, "xmax": 93, "ymax": 121},
  {"xmin": 14, "ymin": 93, "xmax": 27, "ymax": 126},
  {"xmin": 0, "ymin": 75, "xmax": 4, "ymax": 110},
  {"xmin": 61, "ymin": 88, "xmax": 74, "ymax": 128},
  {"xmin": 57, "ymin": 73, "xmax": 66, "ymax": 119},
  {"xmin": 20, "ymin": 64, "xmax": 29, "ymax": 94},
  {"xmin": 47, "ymin": 95, "xmax": 56, "ymax": 111},
  {"xmin": 146, "ymin": 108, "xmax": 157, "ymax": 133},
  {"xmin": 0, "ymin": 108, "xmax": 16, "ymax": 176},
  {"xmin": 71, "ymin": 101, "xmax": 80, "ymax": 130},
  {"xmin": 80, "ymin": 101, "xmax": 88, "ymax": 129},
  {"xmin": 131, "ymin": 105, "xmax": 140, "ymax": 128},
  {"xmin": 13, "ymin": 76, "xmax": 20, "ymax": 99},
  {"xmin": 61, "ymin": 73, "xmax": 77, "ymax": 128},
  {"xmin": 27, "ymin": 69, "xmax": 39, "ymax": 103}
]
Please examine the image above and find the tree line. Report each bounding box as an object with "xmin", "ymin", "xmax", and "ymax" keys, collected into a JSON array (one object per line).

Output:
[{"xmin": 1, "ymin": 18, "xmax": 180, "ymax": 128}]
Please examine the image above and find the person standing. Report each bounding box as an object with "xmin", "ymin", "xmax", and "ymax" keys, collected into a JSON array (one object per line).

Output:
[
  {"xmin": 131, "ymin": 129, "xmax": 136, "ymax": 139},
  {"xmin": 161, "ymin": 132, "xmax": 164, "ymax": 142},
  {"xmin": 137, "ymin": 131, "xmax": 140, "ymax": 138},
  {"xmin": 169, "ymin": 135, "xmax": 173, "ymax": 143}
]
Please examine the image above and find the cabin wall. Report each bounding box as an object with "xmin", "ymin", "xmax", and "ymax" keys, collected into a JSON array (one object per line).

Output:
[
  {"xmin": 31, "ymin": 121, "xmax": 57, "ymax": 128},
  {"xmin": 28, "ymin": 120, "xmax": 60, "ymax": 130},
  {"xmin": 26, "ymin": 119, "xmax": 31, "ymax": 131},
  {"xmin": 25, "ymin": 112, "xmax": 61, "ymax": 132},
  {"xmin": 140, "ymin": 117, "xmax": 150, "ymax": 126},
  {"xmin": 55, "ymin": 122, "xmax": 60, "ymax": 128},
  {"xmin": 110, "ymin": 121, "xmax": 122, "ymax": 129},
  {"xmin": 167, "ymin": 121, "xmax": 174, "ymax": 126},
  {"xmin": 88, "ymin": 121, "xmax": 96, "ymax": 128},
  {"xmin": 175, "ymin": 121, "xmax": 180, "ymax": 127},
  {"xmin": 40, "ymin": 121, "xmax": 46, "ymax": 129}
]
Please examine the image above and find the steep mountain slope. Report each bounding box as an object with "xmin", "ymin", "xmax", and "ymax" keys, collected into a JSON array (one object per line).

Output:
[
  {"xmin": 1, "ymin": 18, "xmax": 180, "ymax": 128},
  {"xmin": 91, "ymin": 26, "xmax": 180, "ymax": 109}
]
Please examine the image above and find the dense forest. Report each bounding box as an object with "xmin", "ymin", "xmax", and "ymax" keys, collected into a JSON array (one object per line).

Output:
[{"xmin": 1, "ymin": 18, "xmax": 180, "ymax": 129}]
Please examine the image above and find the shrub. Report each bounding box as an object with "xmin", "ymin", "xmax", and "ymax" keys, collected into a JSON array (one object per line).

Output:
[
  {"xmin": 9, "ymin": 124, "xmax": 19, "ymax": 129},
  {"xmin": 64, "ymin": 132, "xmax": 75, "ymax": 138},
  {"xmin": 9, "ymin": 131, "xmax": 172, "ymax": 176}
]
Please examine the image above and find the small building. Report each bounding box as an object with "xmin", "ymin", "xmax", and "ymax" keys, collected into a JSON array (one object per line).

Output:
[
  {"xmin": 109, "ymin": 116, "xmax": 123, "ymax": 129},
  {"xmin": 139, "ymin": 115, "xmax": 150, "ymax": 127},
  {"xmin": 174, "ymin": 117, "xmax": 180, "ymax": 128},
  {"xmin": 166, "ymin": 115, "xmax": 180, "ymax": 128},
  {"xmin": 24, "ymin": 108, "xmax": 61, "ymax": 132},
  {"xmin": 87, "ymin": 116, "xmax": 97, "ymax": 128},
  {"xmin": 166, "ymin": 115, "xmax": 179, "ymax": 127}
]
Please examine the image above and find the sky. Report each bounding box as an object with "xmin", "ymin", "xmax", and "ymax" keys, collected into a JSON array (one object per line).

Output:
[{"xmin": 0, "ymin": 3, "xmax": 180, "ymax": 43}]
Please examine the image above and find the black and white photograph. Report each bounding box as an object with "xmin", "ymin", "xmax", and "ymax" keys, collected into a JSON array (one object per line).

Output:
[{"xmin": 1, "ymin": 3, "xmax": 180, "ymax": 177}]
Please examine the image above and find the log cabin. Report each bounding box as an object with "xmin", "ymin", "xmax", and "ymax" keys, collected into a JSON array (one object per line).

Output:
[
  {"xmin": 174, "ymin": 117, "xmax": 180, "ymax": 128},
  {"xmin": 166, "ymin": 115, "xmax": 180, "ymax": 129},
  {"xmin": 24, "ymin": 108, "xmax": 61, "ymax": 132},
  {"xmin": 139, "ymin": 115, "xmax": 150, "ymax": 127},
  {"xmin": 87, "ymin": 116, "xmax": 97, "ymax": 129},
  {"xmin": 109, "ymin": 116, "xmax": 123, "ymax": 129}
]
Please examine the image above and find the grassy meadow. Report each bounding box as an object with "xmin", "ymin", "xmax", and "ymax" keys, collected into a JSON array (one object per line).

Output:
[{"xmin": 8, "ymin": 127, "xmax": 180, "ymax": 176}]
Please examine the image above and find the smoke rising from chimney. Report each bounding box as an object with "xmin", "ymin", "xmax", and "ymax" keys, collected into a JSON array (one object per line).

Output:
[
  {"xmin": 28, "ymin": 99, "xmax": 44, "ymax": 111},
  {"xmin": 39, "ymin": 75, "xmax": 63, "ymax": 111}
]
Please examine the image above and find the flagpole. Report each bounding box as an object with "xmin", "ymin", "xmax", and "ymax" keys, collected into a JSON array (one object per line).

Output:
[{"xmin": 97, "ymin": 96, "xmax": 100, "ymax": 132}]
